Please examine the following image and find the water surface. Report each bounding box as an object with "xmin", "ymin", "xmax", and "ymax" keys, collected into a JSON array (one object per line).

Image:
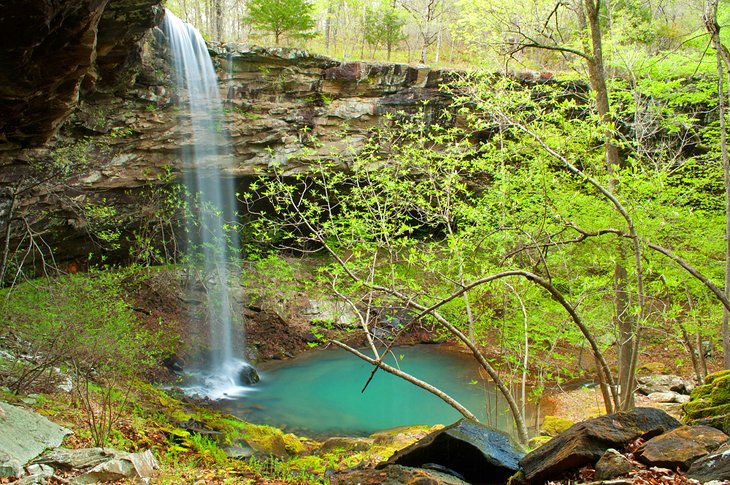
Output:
[{"xmin": 219, "ymin": 345, "xmax": 525, "ymax": 437}]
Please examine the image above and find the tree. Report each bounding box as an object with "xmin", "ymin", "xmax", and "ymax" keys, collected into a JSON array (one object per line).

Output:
[
  {"xmin": 364, "ymin": 5, "xmax": 407, "ymax": 61},
  {"xmin": 704, "ymin": 0, "xmax": 730, "ymax": 369},
  {"xmin": 399, "ymin": 0, "xmax": 446, "ymax": 63},
  {"xmin": 244, "ymin": 104, "xmax": 645, "ymax": 443},
  {"xmin": 480, "ymin": 0, "xmax": 643, "ymax": 412},
  {"xmin": 244, "ymin": 0, "xmax": 317, "ymax": 44}
]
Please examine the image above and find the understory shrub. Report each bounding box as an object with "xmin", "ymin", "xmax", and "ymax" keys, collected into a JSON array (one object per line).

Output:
[{"xmin": 0, "ymin": 269, "xmax": 170, "ymax": 445}]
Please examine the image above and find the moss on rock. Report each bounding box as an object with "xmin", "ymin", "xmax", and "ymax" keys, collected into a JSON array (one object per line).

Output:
[
  {"xmin": 282, "ymin": 433, "xmax": 308, "ymax": 455},
  {"xmin": 637, "ymin": 362, "xmax": 668, "ymax": 375},
  {"xmin": 711, "ymin": 376, "xmax": 730, "ymax": 406},
  {"xmin": 683, "ymin": 370, "xmax": 730, "ymax": 434},
  {"xmin": 706, "ymin": 370, "xmax": 730, "ymax": 385},
  {"xmin": 540, "ymin": 416, "xmax": 575, "ymax": 436},
  {"xmin": 690, "ymin": 384, "xmax": 713, "ymax": 400},
  {"xmin": 682, "ymin": 398, "xmax": 713, "ymax": 419}
]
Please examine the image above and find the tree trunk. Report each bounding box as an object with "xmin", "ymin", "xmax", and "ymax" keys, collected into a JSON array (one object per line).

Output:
[
  {"xmin": 615, "ymin": 247, "xmax": 634, "ymax": 409},
  {"xmin": 324, "ymin": 2, "xmax": 333, "ymax": 54},
  {"xmin": 582, "ymin": 0, "xmax": 641, "ymax": 410},
  {"xmin": 214, "ymin": 0, "xmax": 223, "ymax": 40},
  {"xmin": 704, "ymin": 0, "xmax": 730, "ymax": 369}
]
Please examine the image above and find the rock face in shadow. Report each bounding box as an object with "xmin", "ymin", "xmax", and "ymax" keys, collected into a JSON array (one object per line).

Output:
[
  {"xmin": 0, "ymin": 0, "xmax": 163, "ymax": 148},
  {"xmin": 379, "ymin": 419, "xmax": 524, "ymax": 484},
  {"xmin": 519, "ymin": 408, "xmax": 681, "ymax": 484}
]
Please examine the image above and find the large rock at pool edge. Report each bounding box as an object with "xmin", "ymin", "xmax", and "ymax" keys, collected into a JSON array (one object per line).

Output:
[
  {"xmin": 378, "ymin": 418, "xmax": 524, "ymax": 484},
  {"xmin": 237, "ymin": 363, "xmax": 260, "ymax": 385},
  {"xmin": 519, "ymin": 408, "xmax": 681, "ymax": 483}
]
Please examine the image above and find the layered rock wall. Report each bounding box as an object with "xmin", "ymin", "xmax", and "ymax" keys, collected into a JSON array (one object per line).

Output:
[
  {"xmin": 0, "ymin": 4, "xmax": 456, "ymax": 266},
  {"xmin": 68, "ymin": 43, "xmax": 454, "ymax": 188}
]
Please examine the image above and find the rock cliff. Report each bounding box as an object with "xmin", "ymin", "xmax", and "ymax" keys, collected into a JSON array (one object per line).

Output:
[
  {"xmin": 0, "ymin": 2, "xmax": 456, "ymax": 268},
  {"xmin": 0, "ymin": 0, "xmax": 163, "ymax": 148}
]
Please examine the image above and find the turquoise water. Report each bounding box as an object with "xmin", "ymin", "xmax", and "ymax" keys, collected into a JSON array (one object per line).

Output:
[{"xmin": 219, "ymin": 345, "xmax": 525, "ymax": 437}]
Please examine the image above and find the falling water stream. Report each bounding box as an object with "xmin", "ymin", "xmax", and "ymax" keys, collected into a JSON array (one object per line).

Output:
[{"xmin": 163, "ymin": 10, "xmax": 253, "ymax": 399}]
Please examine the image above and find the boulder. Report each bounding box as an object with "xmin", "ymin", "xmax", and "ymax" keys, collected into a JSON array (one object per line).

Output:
[
  {"xmin": 0, "ymin": 401, "xmax": 71, "ymax": 477},
  {"xmin": 370, "ymin": 424, "xmax": 440, "ymax": 449},
  {"xmin": 33, "ymin": 447, "xmax": 122, "ymax": 470},
  {"xmin": 637, "ymin": 362, "xmax": 669, "ymax": 375},
  {"xmin": 379, "ymin": 419, "xmax": 524, "ymax": 484},
  {"xmin": 635, "ymin": 425, "xmax": 729, "ymax": 470},
  {"xmin": 683, "ymin": 370, "xmax": 730, "ymax": 434},
  {"xmin": 519, "ymin": 408, "xmax": 681, "ymax": 483},
  {"xmin": 16, "ymin": 464, "xmax": 54, "ymax": 485},
  {"xmin": 0, "ymin": 458, "xmax": 22, "ymax": 478},
  {"xmin": 237, "ymin": 363, "xmax": 260, "ymax": 385},
  {"xmin": 73, "ymin": 449, "xmax": 159, "ymax": 484},
  {"xmin": 340, "ymin": 464, "xmax": 470, "ymax": 485},
  {"xmin": 594, "ymin": 448, "xmax": 633, "ymax": 480},
  {"xmin": 687, "ymin": 442, "xmax": 730, "ymax": 483},
  {"xmin": 637, "ymin": 374, "xmax": 691, "ymax": 395},
  {"xmin": 647, "ymin": 391, "xmax": 683, "ymax": 403}
]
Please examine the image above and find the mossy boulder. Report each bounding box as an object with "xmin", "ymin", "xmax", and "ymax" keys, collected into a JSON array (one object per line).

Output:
[
  {"xmin": 282, "ymin": 433, "xmax": 308, "ymax": 455},
  {"xmin": 683, "ymin": 370, "xmax": 730, "ymax": 434},
  {"xmin": 540, "ymin": 416, "xmax": 575, "ymax": 437},
  {"xmin": 637, "ymin": 362, "xmax": 669, "ymax": 375},
  {"xmin": 240, "ymin": 424, "xmax": 295, "ymax": 458},
  {"xmin": 370, "ymin": 424, "xmax": 441, "ymax": 449}
]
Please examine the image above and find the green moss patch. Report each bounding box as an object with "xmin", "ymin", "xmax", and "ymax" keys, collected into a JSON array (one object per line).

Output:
[{"xmin": 540, "ymin": 416, "xmax": 575, "ymax": 436}]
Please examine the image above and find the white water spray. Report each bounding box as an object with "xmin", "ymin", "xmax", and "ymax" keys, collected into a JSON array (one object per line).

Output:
[{"xmin": 163, "ymin": 10, "xmax": 256, "ymax": 398}]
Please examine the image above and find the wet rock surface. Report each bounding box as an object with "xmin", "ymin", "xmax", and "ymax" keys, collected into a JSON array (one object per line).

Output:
[
  {"xmin": 687, "ymin": 442, "xmax": 730, "ymax": 483},
  {"xmin": 237, "ymin": 362, "xmax": 260, "ymax": 385},
  {"xmin": 380, "ymin": 418, "xmax": 524, "ymax": 484}
]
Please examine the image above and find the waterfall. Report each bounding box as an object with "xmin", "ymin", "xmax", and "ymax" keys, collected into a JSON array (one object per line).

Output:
[{"xmin": 162, "ymin": 10, "xmax": 256, "ymax": 398}]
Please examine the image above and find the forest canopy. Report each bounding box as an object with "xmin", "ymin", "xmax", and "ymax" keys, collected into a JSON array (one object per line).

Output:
[{"xmin": 166, "ymin": 0, "xmax": 730, "ymax": 71}]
